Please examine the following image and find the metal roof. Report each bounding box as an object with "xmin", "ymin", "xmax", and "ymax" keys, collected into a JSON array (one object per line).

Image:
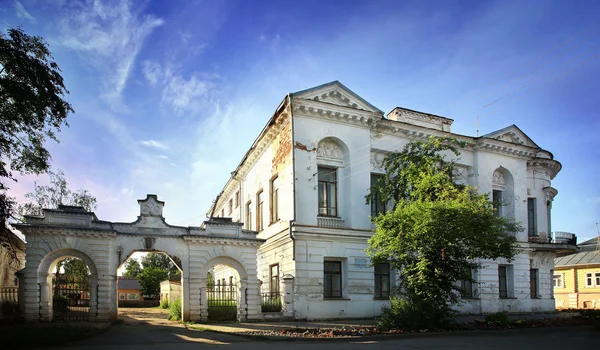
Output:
[
  {"xmin": 118, "ymin": 278, "xmax": 142, "ymax": 290},
  {"xmin": 555, "ymin": 250, "xmax": 600, "ymax": 267}
]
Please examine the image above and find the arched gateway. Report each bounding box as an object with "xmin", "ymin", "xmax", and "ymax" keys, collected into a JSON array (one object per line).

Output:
[{"xmin": 15, "ymin": 195, "xmax": 264, "ymax": 322}]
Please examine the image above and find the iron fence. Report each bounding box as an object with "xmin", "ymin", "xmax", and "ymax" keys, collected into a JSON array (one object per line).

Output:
[
  {"xmin": 207, "ymin": 282, "xmax": 237, "ymax": 321},
  {"xmin": 261, "ymin": 292, "xmax": 282, "ymax": 312},
  {"xmin": 52, "ymin": 276, "xmax": 91, "ymax": 322}
]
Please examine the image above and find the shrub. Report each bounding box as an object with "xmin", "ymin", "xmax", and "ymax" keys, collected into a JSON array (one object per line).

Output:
[
  {"xmin": 485, "ymin": 312, "xmax": 510, "ymax": 325},
  {"xmin": 160, "ymin": 299, "xmax": 169, "ymax": 309},
  {"xmin": 376, "ymin": 296, "xmax": 453, "ymax": 330},
  {"xmin": 168, "ymin": 298, "xmax": 182, "ymax": 321},
  {"xmin": 0, "ymin": 301, "xmax": 19, "ymax": 318},
  {"xmin": 52, "ymin": 296, "xmax": 68, "ymax": 312}
]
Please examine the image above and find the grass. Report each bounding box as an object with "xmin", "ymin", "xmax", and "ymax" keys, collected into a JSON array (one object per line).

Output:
[{"xmin": 0, "ymin": 323, "xmax": 106, "ymax": 349}]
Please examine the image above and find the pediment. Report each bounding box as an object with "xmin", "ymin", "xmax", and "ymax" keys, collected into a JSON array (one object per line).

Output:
[
  {"xmin": 482, "ymin": 125, "xmax": 539, "ymax": 148},
  {"xmin": 292, "ymin": 81, "xmax": 383, "ymax": 115}
]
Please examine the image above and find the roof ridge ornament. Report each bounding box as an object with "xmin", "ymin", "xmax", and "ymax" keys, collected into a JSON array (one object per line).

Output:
[{"xmin": 138, "ymin": 194, "xmax": 164, "ymax": 217}]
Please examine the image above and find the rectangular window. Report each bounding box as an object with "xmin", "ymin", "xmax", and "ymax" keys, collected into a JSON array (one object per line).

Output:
[
  {"xmin": 370, "ymin": 174, "xmax": 386, "ymax": 218},
  {"xmin": 221, "ymin": 209, "xmax": 224, "ymax": 217},
  {"xmin": 596, "ymin": 273, "xmax": 600, "ymax": 286},
  {"xmin": 460, "ymin": 269, "xmax": 474, "ymax": 298},
  {"xmin": 586, "ymin": 273, "xmax": 593, "ymax": 286},
  {"xmin": 499, "ymin": 265, "xmax": 508, "ymax": 298},
  {"xmin": 374, "ymin": 263, "xmax": 390, "ymax": 299},
  {"xmin": 270, "ymin": 176, "xmax": 280, "ymax": 223},
  {"xmin": 245, "ymin": 201, "xmax": 252, "ymax": 230},
  {"xmin": 127, "ymin": 293, "xmax": 139, "ymax": 300},
  {"xmin": 527, "ymin": 198, "xmax": 537, "ymax": 237},
  {"xmin": 318, "ymin": 167, "xmax": 337, "ymax": 217},
  {"xmin": 119, "ymin": 293, "xmax": 125, "ymax": 300},
  {"xmin": 235, "ymin": 191, "xmax": 240, "ymax": 208},
  {"xmin": 553, "ymin": 273, "xmax": 563, "ymax": 288},
  {"xmin": 530, "ymin": 268, "xmax": 539, "ymax": 299},
  {"xmin": 324, "ymin": 261, "xmax": 342, "ymax": 298},
  {"xmin": 270, "ymin": 264, "xmax": 279, "ymax": 294},
  {"xmin": 493, "ymin": 190, "xmax": 503, "ymax": 217},
  {"xmin": 257, "ymin": 190, "xmax": 264, "ymax": 231},
  {"xmin": 228, "ymin": 199, "xmax": 233, "ymax": 215}
]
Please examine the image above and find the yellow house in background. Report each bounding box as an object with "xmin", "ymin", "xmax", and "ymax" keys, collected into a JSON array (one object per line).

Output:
[{"xmin": 554, "ymin": 237, "xmax": 600, "ymax": 309}]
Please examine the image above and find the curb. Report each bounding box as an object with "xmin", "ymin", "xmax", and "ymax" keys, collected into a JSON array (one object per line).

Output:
[{"xmin": 187, "ymin": 324, "xmax": 593, "ymax": 342}]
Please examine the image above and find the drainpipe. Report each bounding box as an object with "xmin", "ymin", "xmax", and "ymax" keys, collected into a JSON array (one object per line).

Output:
[{"xmin": 288, "ymin": 93, "xmax": 296, "ymax": 260}]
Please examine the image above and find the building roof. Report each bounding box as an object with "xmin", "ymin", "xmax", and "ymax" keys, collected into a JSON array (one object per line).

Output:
[
  {"xmin": 118, "ymin": 278, "xmax": 142, "ymax": 290},
  {"xmin": 555, "ymin": 250, "xmax": 600, "ymax": 267}
]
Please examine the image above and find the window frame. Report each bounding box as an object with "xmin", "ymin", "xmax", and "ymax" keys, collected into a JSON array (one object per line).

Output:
[
  {"xmin": 127, "ymin": 293, "xmax": 139, "ymax": 300},
  {"xmin": 370, "ymin": 173, "xmax": 386, "ymax": 218},
  {"xmin": 553, "ymin": 273, "xmax": 564, "ymax": 288},
  {"xmin": 493, "ymin": 190, "xmax": 503, "ymax": 217},
  {"xmin": 460, "ymin": 269, "xmax": 475, "ymax": 298},
  {"xmin": 245, "ymin": 200, "xmax": 252, "ymax": 230},
  {"xmin": 318, "ymin": 166, "xmax": 338, "ymax": 217},
  {"xmin": 530, "ymin": 268, "xmax": 539, "ymax": 299},
  {"xmin": 527, "ymin": 198, "xmax": 537, "ymax": 237},
  {"xmin": 119, "ymin": 293, "xmax": 125, "ymax": 300},
  {"xmin": 499, "ymin": 265, "xmax": 508, "ymax": 298},
  {"xmin": 235, "ymin": 191, "xmax": 240, "ymax": 208},
  {"xmin": 269, "ymin": 263, "xmax": 280, "ymax": 295},
  {"xmin": 323, "ymin": 260, "xmax": 342, "ymax": 299},
  {"xmin": 374, "ymin": 262, "xmax": 390, "ymax": 299},
  {"xmin": 228, "ymin": 198, "xmax": 233, "ymax": 215},
  {"xmin": 256, "ymin": 190, "xmax": 264, "ymax": 231},
  {"xmin": 270, "ymin": 175, "xmax": 280, "ymax": 224}
]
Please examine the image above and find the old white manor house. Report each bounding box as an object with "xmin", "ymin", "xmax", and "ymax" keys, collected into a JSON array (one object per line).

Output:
[
  {"xmin": 15, "ymin": 81, "xmax": 576, "ymax": 322},
  {"xmin": 209, "ymin": 81, "xmax": 575, "ymax": 319}
]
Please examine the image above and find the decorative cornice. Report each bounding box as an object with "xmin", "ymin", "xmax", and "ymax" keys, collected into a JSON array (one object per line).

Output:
[
  {"xmin": 182, "ymin": 235, "xmax": 265, "ymax": 246},
  {"xmin": 527, "ymin": 158, "xmax": 562, "ymax": 179}
]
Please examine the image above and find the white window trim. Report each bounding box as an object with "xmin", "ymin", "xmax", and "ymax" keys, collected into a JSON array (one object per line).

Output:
[
  {"xmin": 553, "ymin": 273, "xmax": 564, "ymax": 288},
  {"xmin": 585, "ymin": 272, "xmax": 600, "ymax": 287}
]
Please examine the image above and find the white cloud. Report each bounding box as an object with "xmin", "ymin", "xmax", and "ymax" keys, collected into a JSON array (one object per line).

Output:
[
  {"xmin": 157, "ymin": 155, "xmax": 169, "ymax": 160},
  {"xmin": 58, "ymin": 0, "xmax": 163, "ymax": 110},
  {"xmin": 14, "ymin": 1, "xmax": 35, "ymax": 23},
  {"xmin": 140, "ymin": 140, "xmax": 169, "ymax": 150},
  {"xmin": 142, "ymin": 61, "xmax": 163, "ymax": 86}
]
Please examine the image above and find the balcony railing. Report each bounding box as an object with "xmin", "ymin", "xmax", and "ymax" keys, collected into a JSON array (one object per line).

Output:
[
  {"xmin": 261, "ymin": 292, "xmax": 282, "ymax": 313},
  {"xmin": 552, "ymin": 231, "xmax": 577, "ymax": 245}
]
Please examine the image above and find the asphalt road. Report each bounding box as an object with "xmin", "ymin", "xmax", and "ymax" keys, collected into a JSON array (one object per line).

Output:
[{"xmin": 57, "ymin": 325, "xmax": 598, "ymax": 350}]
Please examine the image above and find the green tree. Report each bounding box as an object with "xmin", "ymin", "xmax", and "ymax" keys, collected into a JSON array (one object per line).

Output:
[
  {"xmin": 18, "ymin": 169, "xmax": 97, "ymax": 217},
  {"xmin": 138, "ymin": 267, "xmax": 168, "ymax": 299},
  {"xmin": 123, "ymin": 258, "xmax": 142, "ymax": 278},
  {"xmin": 61, "ymin": 258, "xmax": 90, "ymax": 281},
  {"xmin": 0, "ymin": 27, "xmax": 73, "ymax": 262},
  {"xmin": 367, "ymin": 136, "xmax": 520, "ymax": 329},
  {"xmin": 141, "ymin": 253, "xmax": 181, "ymax": 280}
]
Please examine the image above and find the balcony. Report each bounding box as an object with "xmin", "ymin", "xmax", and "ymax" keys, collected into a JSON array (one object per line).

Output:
[
  {"xmin": 317, "ymin": 216, "xmax": 345, "ymax": 228},
  {"xmin": 528, "ymin": 231, "xmax": 577, "ymax": 255}
]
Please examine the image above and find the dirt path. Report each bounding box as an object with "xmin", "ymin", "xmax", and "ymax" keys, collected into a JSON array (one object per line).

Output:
[{"xmin": 118, "ymin": 307, "xmax": 174, "ymax": 326}]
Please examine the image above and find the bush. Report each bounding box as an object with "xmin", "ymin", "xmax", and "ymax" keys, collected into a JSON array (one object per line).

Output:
[
  {"xmin": 52, "ymin": 296, "xmax": 68, "ymax": 312},
  {"xmin": 160, "ymin": 299, "xmax": 169, "ymax": 309},
  {"xmin": 0, "ymin": 301, "xmax": 19, "ymax": 319},
  {"xmin": 485, "ymin": 312, "xmax": 510, "ymax": 325},
  {"xmin": 168, "ymin": 298, "xmax": 182, "ymax": 321},
  {"xmin": 376, "ymin": 296, "xmax": 453, "ymax": 330}
]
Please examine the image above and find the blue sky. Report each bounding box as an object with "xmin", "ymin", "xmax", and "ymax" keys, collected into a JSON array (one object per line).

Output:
[{"xmin": 2, "ymin": 0, "xmax": 599, "ymax": 242}]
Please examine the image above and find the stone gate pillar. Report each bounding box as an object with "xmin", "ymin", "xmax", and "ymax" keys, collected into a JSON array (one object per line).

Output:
[
  {"xmin": 281, "ymin": 274, "xmax": 295, "ymax": 318},
  {"xmin": 199, "ymin": 280, "xmax": 208, "ymax": 322},
  {"xmin": 238, "ymin": 280, "xmax": 248, "ymax": 322},
  {"xmin": 245, "ymin": 279, "xmax": 261, "ymax": 321},
  {"xmin": 89, "ymin": 275, "xmax": 98, "ymax": 322},
  {"xmin": 181, "ymin": 276, "xmax": 190, "ymax": 321},
  {"xmin": 39, "ymin": 274, "xmax": 53, "ymax": 321}
]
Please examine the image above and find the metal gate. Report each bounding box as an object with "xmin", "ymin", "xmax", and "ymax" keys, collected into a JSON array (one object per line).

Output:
[
  {"xmin": 207, "ymin": 282, "xmax": 237, "ymax": 321},
  {"xmin": 52, "ymin": 276, "xmax": 91, "ymax": 321}
]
